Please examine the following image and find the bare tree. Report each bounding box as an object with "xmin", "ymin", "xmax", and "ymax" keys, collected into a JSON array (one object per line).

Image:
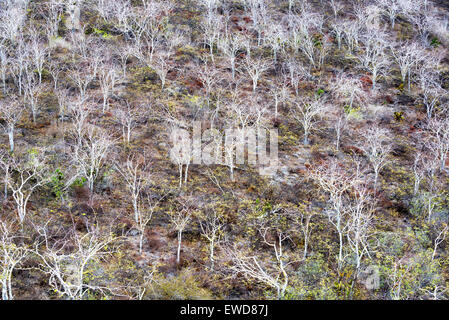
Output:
[
  {"xmin": 0, "ymin": 220, "xmax": 28, "ymax": 300},
  {"xmin": 329, "ymin": 0, "xmax": 344, "ymax": 18},
  {"xmin": 169, "ymin": 205, "xmax": 192, "ymax": 265},
  {"xmin": 151, "ymin": 53, "xmax": 171, "ymax": 90},
  {"xmin": 291, "ymin": 95, "xmax": 326, "ymax": 145},
  {"xmin": 29, "ymin": 28, "xmax": 48, "ymax": 85},
  {"xmin": 10, "ymin": 36, "xmax": 29, "ymax": 96},
  {"xmin": 69, "ymin": 65, "xmax": 95, "ymax": 100},
  {"xmin": 330, "ymin": 18, "xmax": 345, "ymax": 50},
  {"xmin": 98, "ymin": 62, "xmax": 120, "ymax": 112},
  {"xmin": 346, "ymin": 176, "xmax": 374, "ymax": 273},
  {"xmin": 218, "ymin": 34, "xmax": 243, "ymax": 80},
  {"xmin": 309, "ymin": 159, "xmax": 355, "ymax": 269},
  {"xmin": 23, "ymin": 73, "xmax": 43, "ymax": 124},
  {"xmin": 332, "ymin": 108, "xmax": 347, "ymax": 152},
  {"xmin": 342, "ymin": 19, "xmax": 362, "ymax": 53},
  {"xmin": 72, "ymin": 125, "xmax": 114, "ymax": 194},
  {"xmin": 199, "ymin": 208, "xmax": 224, "ymax": 271},
  {"xmin": 34, "ymin": 222, "xmax": 116, "ymax": 300},
  {"xmin": 358, "ymin": 125, "xmax": 393, "ymax": 191},
  {"xmin": 0, "ymin": 43, "xmax": 9, "ymax": 93},
  {"xmin": 115, "ymin": 152, "xmax": 151, "ymax": 224},
  {"xmin": 288, "ymin": 203, "xmax": 317, "ymax": 260},
  {"xmin": 135, "ymin": 192, "xmax": 166, "ymax": 254},
  {"xmin": 412, "ymin": 150, "xmax": 429, "ymax": 196},
  {"xmin": 0, "ymin": 97, "xmax": 24, "ymax": 153},
  {"xmin": 225, "ymin": 228, "xmax": 291, "ymax": 300},
  {"xmin": 283, "ymin": 59, "xmax": 310, "ymax": 96},
  {"xmin": 199, "ymin": 10, "xmax": 222, "ymax": 61},
  {"xmin": 42, "ymin": 0, "xmax": 64, "ymax": 39},
  {"xmin": 427, "ymin": 117, "xmax": 449, "ymax": 172},
  {"xmin": 113, "ymin": 101, "xmax": 145, "ymax": 145},
  {"xmin": 332, "ymin": 73, "xmax": 366, "ymax": 111},
  {"xmin": 391, "ymin": 41, "xmax": 425, "ymax": 93},
  {"xmin": 0, "ymin": 149, "xmax": 49, "ymax": 224},
  {"xmin": 113, "ymin": 42, "xmax": 136, "ymax": 78},
  {"xmin": 421, "ymin": 84, "xmax": 445, "ymax": 121},
  {"xmin": 196, "ymin": 61, "xmax": 219, "ymax": 108},
  {"xmin": 358, "ymin": 32, "xmax": 390, "ymax": 90},
  {"xmin": 67, "ymin": 95, "xmax": 93, "ymax": 147},
  {"xmin": 169, "ymin": 124, "xmax": 193, "ymax": 188},
  {"xmin": 47, "ymin": 58, "xmax": 64, "ymax": 91},
  {"xmin": 377, "ymin": 0, "xmax": 401, "ymax": 28},
  {"xmin": 264, "ymin": 20, "xmax": 288, "ymax": 63},
  {"xmin": 0, "ymin": 3, "xmax": 26, "ymax": 43},
  {"xmin": 432, "ymin": 224, "xmax": 448, "ymax": 261},
  {"xmin": 289, "ymin": 8, "xmax": 327, "ymax": 69}
]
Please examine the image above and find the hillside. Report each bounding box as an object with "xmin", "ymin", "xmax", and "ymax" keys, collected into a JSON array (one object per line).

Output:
[{"xmin": 0, "ymin": 0, "xmax": 448, "ymax": 300}]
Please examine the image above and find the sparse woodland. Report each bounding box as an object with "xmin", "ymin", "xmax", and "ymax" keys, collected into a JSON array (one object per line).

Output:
[{"xmin": 0, "ymin": 0, "xmax": 448, "ymax": 300}]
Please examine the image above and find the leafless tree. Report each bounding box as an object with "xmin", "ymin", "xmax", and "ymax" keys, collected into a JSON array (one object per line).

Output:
[
  {"xmin": 0, "ymin": 97, "xmax": 24, "ymax": 153},
  {"xmin": 243, "ymin": 57, "xmax": 271, "ymax": 92},
  {"xmin": 47, "ymin": 58, "xmax": 64, "ymax": 91},
  {"xmin": 151, "ymin": 53, "xmax": 171, "ymax": 90},
  {"xmin": 196, "ymin": 61, "xmax": 219, "ymax": 108},
  {"xmin": 264, "ymin": 20, "xmax": 288, "ymax": 63},
  {"xmin": 0, "ymin": 43, "xmax": 9, "ymax": 93},
  {"xmin": 391, "ymin": 41, "xmax": 425, "ymax": 92},
  {"xmin": 0, "ymin": 220, "xmax": 28, "ymax": 300},
  {"xmin": 23, "ymin": 73, "xmax": 43, "ymax": 124},
  {"xmin": 34, "ymin": 222, "xmax": 117, "ymax": 300},
  {"xmin": 309, "ymin": 159, "xmax": 355, "ymax": 269},
  {"xmin": 218, "ymin": 34, "xmax": 244, "ymax": 80},
  {"xmin": 421, "ymin": 84, "xmax": 446, "ymax": 121},
  {"xmin": 113, "ymin": 102, "xmax": 145, "ymax": 145},
  {"xmin": 69, "ymin": 64, "xmax": 95, "ymax": 100},
  {"xmin": 199, "ymin": 11, "xmax": 222, "ymax": 61},
  {"xmin": 332, "ymin": 108, "xmax": 347, "ymax": 152},
  {"xmin": 346, "ymin": 175, "xmax": 374, "ymax": 273},
  {"xmin": 427, "ymin": 117, "xmax": 449, "ymax": 172},
  {"xmin": 115, "ymin": 152, "xmax": 151, "ymax": 224},
  {"xmin": 98, "ymin": 62, "xmax": 120, "ymax": 113},
  {"xmin": 358, "ymin": 32, "xmax": 390, "ymax": 90},
  {"xmin": 342, "ymin": 19, "xmax": 362, "ymax": 53},
  {"xmin": 412, "ymin": 150, "xmax": 428, "ymax": 196},
  {"xmin": 289, "ymin": 10, "xmax": 327, "ymax": 69},
  {"xmin": 377, "ymin": 0, "xmax": 401, "ymax": 28},
  {"xmin": 0, "ymin": 149, "xmax": 49, "ymax": 225},
  {"xmin": 358, "ymin": 125, "xmax": 393, "ymax": 191},
  {"xmin": 169, "ymin": 124, "xmax": 193, "ymax": 187},
  {"xmin": 10, "ymin": 36, "xmax": 29, "ymax": 96},
  {"xmin": 283, "ymin": 59, "xmax": 310, "ymax": 96},
  {"xmin": 199, "ymin": 208, "xmax": 224, "ymax": 271},
  {"xmin": 29, "ymin": 28, "xmax": 48, "ymax": 85},
  {"xmin": 67, "ymin": 95, "xmax": 93, "ymax": 146},
  {"xmin": 169, "ymin": 205, "xmax": 192, "ymax": 265},
  {"xmin": 268, "ymin": 80, "xmax": 289, "ymax": 119},
  {"xmin": 225, "ymin": 229, "xmax": 291, "ymax": 299},
  {"xmin": 72, "ymin": 125, "xmax": 114, "ymax": 194},
  {"xmin": 0, "ymin": 3, "xmax": 27, "ymax": 43},
  {"xmin": 432, "ymin": 224, "xmax": 448, "ymax": 261},
  {"xmin": 135, "ymin": 192, "xmax": 166, "ymax": 254},
  {"xmin": 332, "ymin": 73, "xmax": 366, "ymax": 111},
  {"xmin": 329, "ymin": 0, "xmax": 344, "ymax": 18},
  {"xmin": 54, "ymin": 87, "xmax": 70, "ymax": 125},
  {"xmin": 291, "ymin": 95, "xmax": 326, "ymax": 145},
  {"xmin": 288, "ymin": 203, "xmax": 317, "ymax": 260},
  {"xmin": 113, "ymin": 42, "xmax": 136, "ymax": 78},
  {"xmin": 42, "ymin": 0, "xmax": 64, "ymax": 39}
]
